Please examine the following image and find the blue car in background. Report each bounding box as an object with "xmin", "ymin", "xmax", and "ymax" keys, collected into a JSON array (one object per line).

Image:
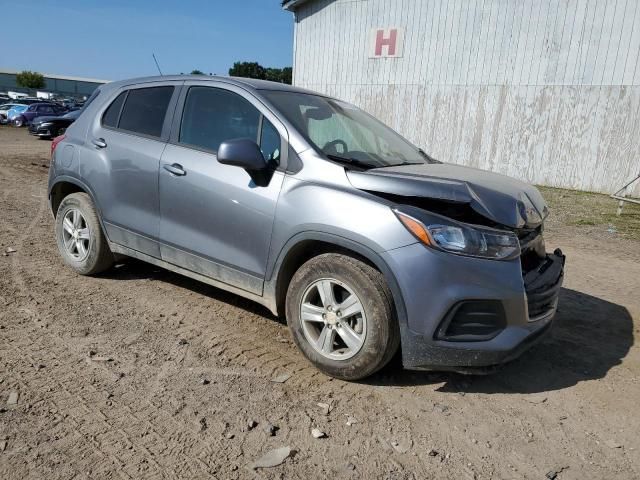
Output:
[
  {"xmin": 12, "ymin": 103, "xmax": 67, "ymax": 127},
  {"xmin": 7, "ymin": 104, "xmax": 28, "ymax": 124},
  {"xmin": 0, "ymin": 103, "xmax": 23, "ymax": 124}
]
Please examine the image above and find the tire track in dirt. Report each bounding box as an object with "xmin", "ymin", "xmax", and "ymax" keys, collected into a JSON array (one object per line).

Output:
[
  {"xmin": 0, "ymin": 166, "xmax": 340, "ymax": 477},
  {"xmin": 0, "ymin": 170, "xmax": 222, "ymax": 477}
]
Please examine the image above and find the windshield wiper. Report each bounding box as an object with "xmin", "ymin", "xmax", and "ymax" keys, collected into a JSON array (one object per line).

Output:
[
  {"xmin": 418, "ymin": 149, "xmax": 440, "ymax": 164},
  {"xmin": 325, "ymin": 154, "xmax": 377, "ymax": 170},
  {"xmin": 395, "ymin": 161, "xmax": 424, "ymax": 166}
]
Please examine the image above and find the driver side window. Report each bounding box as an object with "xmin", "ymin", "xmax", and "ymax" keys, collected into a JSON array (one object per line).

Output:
[{"xmin": 180, "ymin": 87, "xmax": 260, "ymax": 153}]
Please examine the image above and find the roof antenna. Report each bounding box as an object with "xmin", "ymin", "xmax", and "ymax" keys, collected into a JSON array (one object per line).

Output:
[{"xmin": 152, "ymin": 53, "xmax": 163, "ymax": 76}]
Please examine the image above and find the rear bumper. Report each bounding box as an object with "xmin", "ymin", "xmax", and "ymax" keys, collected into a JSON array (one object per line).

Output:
[{"xmin": 382, "ymin": 243, "xmax": 565, "ymax": 372}]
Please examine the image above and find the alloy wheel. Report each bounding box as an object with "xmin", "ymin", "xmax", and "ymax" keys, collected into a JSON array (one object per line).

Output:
[
  {"xmin": 61, "ymin": 208, "xmax": 91, "ymax": 261},
  {"xmin": 299, "ymin": 278, "xmax": 367, "ymax": 360}
]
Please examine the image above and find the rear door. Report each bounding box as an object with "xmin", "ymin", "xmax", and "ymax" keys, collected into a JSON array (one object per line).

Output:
[
  {"xmin": 158, "ymin": 82, "xmax": 287, "ymax": 295},
  {"xmin": 82, "ymin": 82, "xmax": 181, "ymax": 257}
]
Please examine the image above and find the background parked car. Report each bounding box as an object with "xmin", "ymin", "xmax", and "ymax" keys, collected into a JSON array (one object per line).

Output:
[
  {"xmin": 29, "ymin": 109, "xmax": 81, "ymax": 139},
  {"xmin": 0, "ymin": 103, "xmax": 22, "ymax": 124},
  {"xmin": 12, "ymin": 102, "xmax": 67, "ymax": 127},
  {"xmin": 6, "ymin": 104, "xmax": 28, "ymax": 124}
]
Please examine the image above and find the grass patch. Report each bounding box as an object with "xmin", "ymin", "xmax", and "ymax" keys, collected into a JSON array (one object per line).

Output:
[{"xmin": 539, "ymin": 186, "xmax": 640, "ymax": 241}]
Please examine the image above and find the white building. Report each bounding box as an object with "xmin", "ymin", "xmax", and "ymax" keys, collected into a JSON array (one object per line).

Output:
[{"xmin": 283, "ymin": 0, "xmax": 640, "ymax": 195}]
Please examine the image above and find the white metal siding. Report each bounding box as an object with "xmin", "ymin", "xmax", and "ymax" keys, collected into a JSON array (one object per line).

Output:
[{"xmin": 291, "ymin": 0, "xmax": 640, "ymax": 195}]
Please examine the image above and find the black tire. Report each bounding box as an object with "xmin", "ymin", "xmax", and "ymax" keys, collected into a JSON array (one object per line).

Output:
[
  {"xmin": 55, "ymin": 192, "xmax": 114, "ymax": 275},
  {"xmin": 13, "ymin": 116, "xmax": 24, "ymax": 127},
  {"xmin": 286, "ymin": 253, "xmax": 400, "ymax": 380}
]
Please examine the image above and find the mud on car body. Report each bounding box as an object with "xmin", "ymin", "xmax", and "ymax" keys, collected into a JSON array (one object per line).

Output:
[{"xmin": 48, "ymin": 75, "xmax": 564, "ymax": 380}]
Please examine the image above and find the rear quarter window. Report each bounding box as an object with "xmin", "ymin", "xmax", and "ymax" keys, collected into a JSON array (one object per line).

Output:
[{"xmin": 102, "ymin": 92, "xmax": 126, "ymax": 128}]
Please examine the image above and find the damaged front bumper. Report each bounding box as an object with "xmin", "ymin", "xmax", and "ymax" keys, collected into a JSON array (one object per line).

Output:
[{"xmin": 382, "ymin": 242, "xmax": 565, "ymax": 373}]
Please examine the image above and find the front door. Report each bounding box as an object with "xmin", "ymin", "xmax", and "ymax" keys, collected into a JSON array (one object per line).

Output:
[{"xmin": 158, "ymin": 84, "xmax": 286, "ymax": 295}]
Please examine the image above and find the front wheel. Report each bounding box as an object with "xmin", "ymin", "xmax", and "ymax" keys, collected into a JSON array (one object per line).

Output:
[
  {"xmin": 55, "ymin": 193, "xmax": 114, "ymax": 275},
  {"xmin": 13, "ymin": 116, "xmax": 24, "ymax": 127},
  {"xmin": 286, "ymin": 253, "xmax": 400, "ymax": 380}
]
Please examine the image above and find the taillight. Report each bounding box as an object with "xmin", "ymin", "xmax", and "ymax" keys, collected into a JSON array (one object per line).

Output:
[{"xmin": 51, "ymin": 134, "xmax": 66, "ymax": 158}]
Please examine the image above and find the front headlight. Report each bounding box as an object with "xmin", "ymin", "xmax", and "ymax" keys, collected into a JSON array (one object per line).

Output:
[
  {"xmin": 39, "ymin": 122, "xmax": 53, "ymax": 127},
  {"xmin": 395, "ymin": 210, "xmax": 520, "ymax": 260}
]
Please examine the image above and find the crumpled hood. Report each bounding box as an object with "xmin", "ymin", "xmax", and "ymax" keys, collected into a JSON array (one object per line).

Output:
[{"xmin": 346, "ymin": 163, "xmax": 548, "ymax": 229}]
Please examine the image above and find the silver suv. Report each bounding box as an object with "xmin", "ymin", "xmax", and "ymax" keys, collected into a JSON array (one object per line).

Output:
[{"xmin": 48, "ymin": 76, "xmax": 564, "ymax": 380}]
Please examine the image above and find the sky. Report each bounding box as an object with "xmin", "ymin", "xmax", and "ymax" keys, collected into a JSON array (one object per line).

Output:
[{"xmin": 2, "ymin": 0, "xmax": 294, "ymax": 81}]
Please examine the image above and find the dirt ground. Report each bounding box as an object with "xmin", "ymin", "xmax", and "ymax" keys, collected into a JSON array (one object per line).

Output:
[{"xmin": 0, "ymin": 125, "xmax": 638, "ymax": 480}]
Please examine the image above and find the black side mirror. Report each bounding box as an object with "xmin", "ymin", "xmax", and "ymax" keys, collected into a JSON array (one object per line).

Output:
[
  {"xmin": 217, "ymin": 138, "xmax": 272, "ymax": 187},
  {"xmin": 218, "ymin": 138, "xmax": 266, "ymax": 170}
]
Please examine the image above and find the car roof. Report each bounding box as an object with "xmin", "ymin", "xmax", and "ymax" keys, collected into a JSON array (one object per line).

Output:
[{"xmin": 103, "ymin": 75, "xmax": 321, "ymax": 96}]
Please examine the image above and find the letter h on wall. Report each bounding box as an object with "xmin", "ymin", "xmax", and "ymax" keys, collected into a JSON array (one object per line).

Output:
[{"xmin": 370, "ymin": 28, "xmax": 404, "ymax": 58}]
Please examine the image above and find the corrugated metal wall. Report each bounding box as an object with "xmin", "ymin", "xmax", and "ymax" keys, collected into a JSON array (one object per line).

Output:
[{"xmin": 291, "ymin": 0, "xmax": 640, "ymax": 195}]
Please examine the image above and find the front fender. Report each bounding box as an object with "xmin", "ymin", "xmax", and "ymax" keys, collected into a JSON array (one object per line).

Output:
[{"xmin": 263, "ymin": 230, "xmax": 409, "ymax": 333}]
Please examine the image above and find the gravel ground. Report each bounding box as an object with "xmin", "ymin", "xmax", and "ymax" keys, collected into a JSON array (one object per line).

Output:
[{"xmin": 0, "ymin": 125, "xmax": 639, "ymax": 479}]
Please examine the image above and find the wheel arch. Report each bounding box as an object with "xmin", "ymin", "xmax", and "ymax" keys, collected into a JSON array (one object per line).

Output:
[
  {"xmin": 49, "ymin": 177, "xmax": 102, "ymax": 220},
  {"xmin": 267, "ymin": 232, "xmax": 408, "ymax": 332}
]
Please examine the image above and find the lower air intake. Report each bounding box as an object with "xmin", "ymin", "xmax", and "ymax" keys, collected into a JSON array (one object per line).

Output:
[{"xmin": 436, "ymin": 300, "xmax": 506, "ymax": 342}]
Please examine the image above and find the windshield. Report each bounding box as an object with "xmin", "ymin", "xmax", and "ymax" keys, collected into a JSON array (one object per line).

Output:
[{"xmin": 262, "ymin": 91, "xmax": 426, "ymax": 169}]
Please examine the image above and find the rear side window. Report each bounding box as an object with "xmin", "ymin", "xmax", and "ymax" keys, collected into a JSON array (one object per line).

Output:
[
  {"xmin": 118, "ymin": 86, "xmax": 174, "ymax": 138},
  {"xmin": 179, "ymin": 87, "xmax": 260, "ymax": 152},
  {"xmin": 102, "ymin": 91, "xmax": 126, "ymax": 128}
]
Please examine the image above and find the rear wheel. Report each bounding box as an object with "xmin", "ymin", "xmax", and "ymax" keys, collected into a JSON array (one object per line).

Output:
[
  {"xmin": 286, "ymin": 253, "xmax": 399, "ymax": 380},
  {"xmin": 55, "ymin": 193, "xmax": 114, "ymax": 275},
  {"xmin": 13, "ymin": 116, "xmax": 24, "ymax": 127}
]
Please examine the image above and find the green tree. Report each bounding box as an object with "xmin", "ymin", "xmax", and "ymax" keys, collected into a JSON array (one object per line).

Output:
[
  {"xmin": 228, "ymin": 62, "xmax": 267, "ymax": 80},
  {"xmin": 230, "ymin": 62, "xmax": 292, "ymax": 84},
  {"xmin": 16, "ymin": 71, "xmax": 45, "ymax": 89},
  {"xmin": 280, "ymin": 67, "xmax": 292, "ymax": 85},
  {"xmin": 190, "ymin": 69, "xmax": 204, "ymax": 75},
  {"xmin": 264, "ymin": 67, "xmax": 283, "ymax": 83}
]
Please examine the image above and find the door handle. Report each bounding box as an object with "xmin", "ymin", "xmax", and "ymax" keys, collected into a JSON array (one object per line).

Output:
[
  {"xmin": 163, "ymin": 163, "xmax": 186, "ymax": 176},
  {"xmin": 92, "ymin": 138, "xmax": 107, "ymax": 148}
]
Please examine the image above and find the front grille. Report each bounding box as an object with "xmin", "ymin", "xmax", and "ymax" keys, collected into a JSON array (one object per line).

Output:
[
  {"xmin": 518, "ymin": 226, "xmax": 546, "ymax": 272},
  {"xmin": 523, "ymin": 249, "xmax": 565, "ymax": 321}
]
